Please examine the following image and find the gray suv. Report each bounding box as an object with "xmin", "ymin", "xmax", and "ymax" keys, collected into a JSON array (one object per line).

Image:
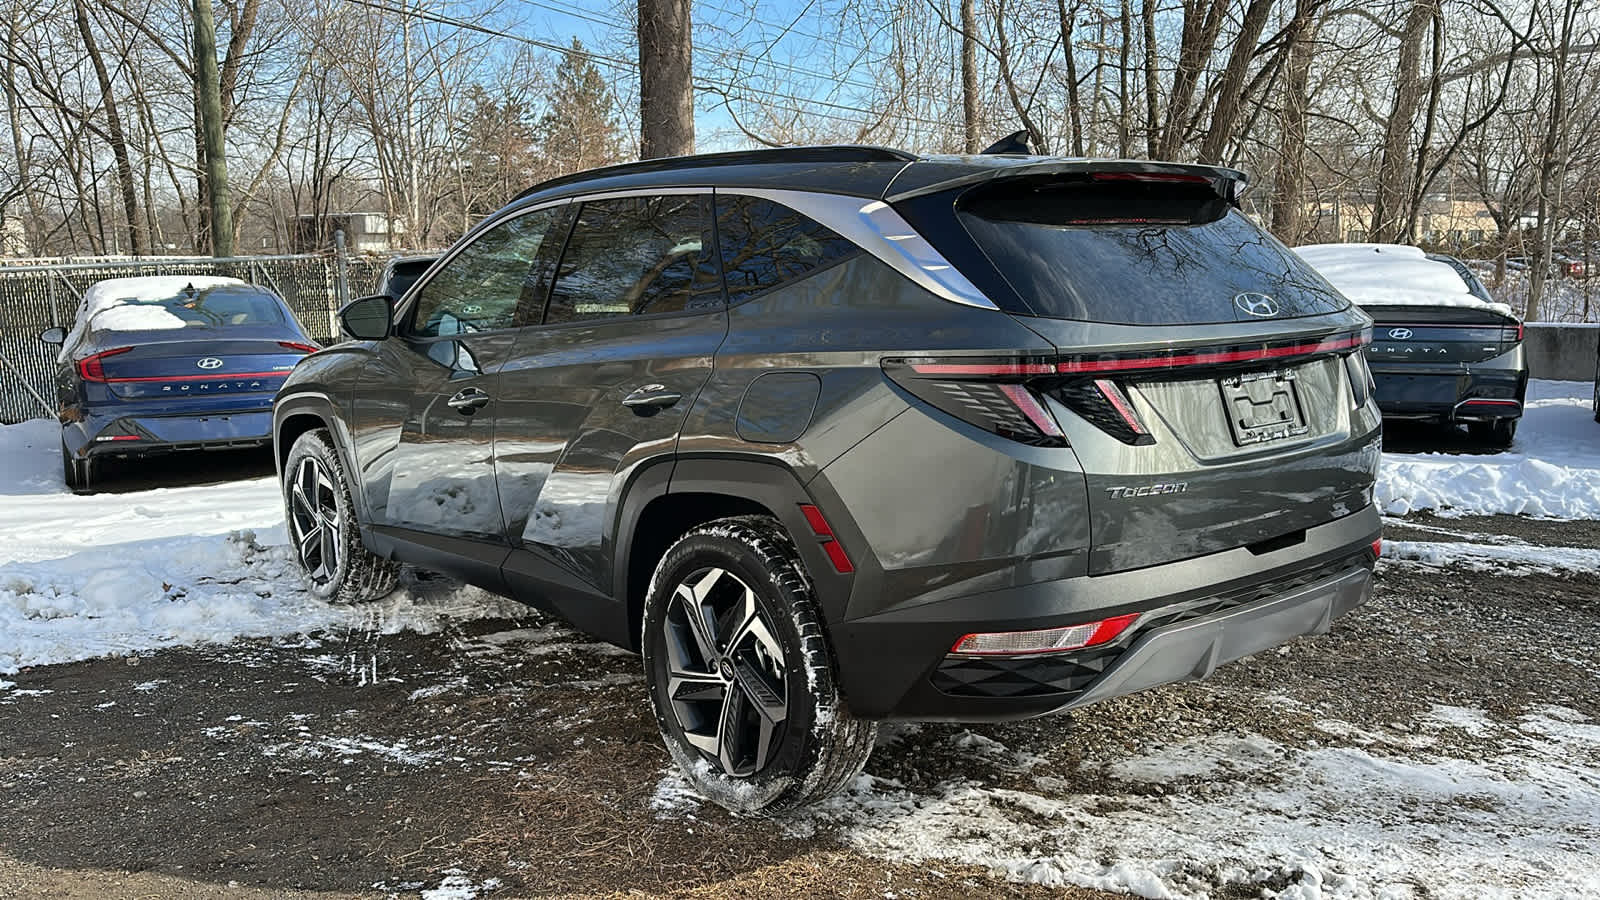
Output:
[{"xmin": 272, "ymin": 145, "xmax": 1383, "ymax": 812}]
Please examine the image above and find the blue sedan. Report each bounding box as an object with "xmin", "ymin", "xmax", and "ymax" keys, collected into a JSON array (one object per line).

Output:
[{"xmin": 39, "ymin": 276, "xmax": 320, "ymax": 492}]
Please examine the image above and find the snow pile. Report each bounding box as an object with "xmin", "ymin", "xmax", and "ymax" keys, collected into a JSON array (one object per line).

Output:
[
  {"xmin": 1379, "ymin": 380, "xmax": 1600, "ymax": 517},
  {"xmin": 0, "ymin": 417, "xmax": 524, "ymax": 674},
  {"xmin": 1383, "ymin": 537, "xmax": 1600, "ymax": 574},
  {"xmin": 1296, "ymin": 243, "xmax": 1515, "ymax": 315},
  {"xmin": 0, "ymin": 418, "xmax": 67, "ymax": 495},
  {"xmin": 793, "ymin": 710, "xmax": 1600, "ymax": 899},
  {"xmin": 0, "ymin": 529, "xmax": 522, "ymax": 674},
  {"xmin": 58, "ymin": 275, "xmax": 246, "ymax": 358}
]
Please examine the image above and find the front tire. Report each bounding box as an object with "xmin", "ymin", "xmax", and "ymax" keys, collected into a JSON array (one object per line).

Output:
[
  {"xmin": 282, "ymin": 428, "xmax": 399, "ymax": 603},
  {"xmin": 642, "ymin": 515, "xmax": 876, "ymax": 814}
]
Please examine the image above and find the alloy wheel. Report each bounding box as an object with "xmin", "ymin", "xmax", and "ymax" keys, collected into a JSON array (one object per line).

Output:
[
  {"xmin": 288, "ymin": 456, "xmax": 341, "ymax": 583},
  {"xmin": 661, "ymin": 566, "xmax": 789, "ymax": 776}
]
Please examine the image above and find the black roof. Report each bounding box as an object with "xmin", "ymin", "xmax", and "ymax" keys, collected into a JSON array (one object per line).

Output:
[{"xmin": 507, "ymin": 145, "xmax": 1247, "ymax": 211}]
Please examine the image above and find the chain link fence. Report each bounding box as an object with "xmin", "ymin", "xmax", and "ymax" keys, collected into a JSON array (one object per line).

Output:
[{"xmin": 0, "ymin": 252, "xmax": 393, "ymax": 424}]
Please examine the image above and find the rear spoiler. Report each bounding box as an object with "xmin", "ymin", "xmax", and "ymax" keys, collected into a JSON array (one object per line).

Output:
[{"xmin": 884, "ymin": 159, "xmax": 1249, "ymax": 206}]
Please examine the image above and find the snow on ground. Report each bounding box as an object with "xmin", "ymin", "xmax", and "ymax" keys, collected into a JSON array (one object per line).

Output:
[
  {"xmin": 1378, "ymin": 380, "xmax": 1600, "ymax": 517},
  {"xmin": 0, "ymin": 419, "xmax": 522, "ymax": 675},
  {"xmin": 1382, "ymin": 537, "xmax": 1600, "ymax": 574},
  {"xmin": 651, "ymin": 706, "xmax": 1600, "ymax": 899}
]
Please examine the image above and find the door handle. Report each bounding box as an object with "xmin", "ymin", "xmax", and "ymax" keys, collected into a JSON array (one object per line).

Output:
[
  {"xmin": 621, "ymin": 384, "xmax": 682, "ymax": 412},
  {"xmin": 447, "ymin": 386, "xmax": 491, "ymax": 414}
]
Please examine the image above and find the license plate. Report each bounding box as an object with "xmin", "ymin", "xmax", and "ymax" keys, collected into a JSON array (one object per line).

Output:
[{"xmin": 1219, "ymin": 369, "xmax": 1309, "ymax": 446}]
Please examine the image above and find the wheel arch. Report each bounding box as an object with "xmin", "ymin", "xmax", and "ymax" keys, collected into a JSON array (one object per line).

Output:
[
  {"xmin": 273, "ymin": 392, "xmax": 372, "ymax": 523},
  {"xmin": 613, "ymin": 455, "xmax": 855, "ymax": 651}
]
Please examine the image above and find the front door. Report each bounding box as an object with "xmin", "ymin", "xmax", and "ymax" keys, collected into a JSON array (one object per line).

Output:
[
  {"xmin": 494, "ymin": 193, "xmax": 727, "ymax": 635},
  {"xmin": 350, "ymin": 205, "xmax": 566, "ymax": 542}
]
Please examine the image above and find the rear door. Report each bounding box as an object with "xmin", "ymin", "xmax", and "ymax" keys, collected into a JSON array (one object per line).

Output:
[
  {"xmin": 900, "ymin": 170, "xmax": 1378, "ymax": 574},
  {"xmin": 494, "ymin": 192, "xmax": 727, "ymax": 631},
  {"xmin": 351, "ymin": 206, "xmax": 564, "ymax": 543}
]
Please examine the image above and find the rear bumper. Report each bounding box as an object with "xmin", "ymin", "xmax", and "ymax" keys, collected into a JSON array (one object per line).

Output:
[
  {"xmin": 829, "ymin": 502, "xmax": 1381, "ymax": 721},
  {"xmin": 65, "ymin": 409, "xmax": 273, "ymax": 457},
  {"xmin": 1370, "ymin": 353, "xmax": 1528, "ymax": 423}
]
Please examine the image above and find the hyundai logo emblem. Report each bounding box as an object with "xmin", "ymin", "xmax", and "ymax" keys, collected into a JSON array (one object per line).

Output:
[
  {"xmin": 1388, "ymin": 327, "xmax": 1414, "ymax": 340},
  {"xmin": 196, "ymin": 357, "xmax": 224, "ymax": 369},
  {"xmin": 1234, "ymin": 292, "xmax": 1279, "ymax": 317}
]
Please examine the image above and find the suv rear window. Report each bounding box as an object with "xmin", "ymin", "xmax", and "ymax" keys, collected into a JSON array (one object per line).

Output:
[{"xmin": 954, "ymin": 177, "xmax": 1349, "ymax": 325}]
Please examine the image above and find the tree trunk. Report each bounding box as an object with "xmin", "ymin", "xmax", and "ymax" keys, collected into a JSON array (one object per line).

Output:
[
  {"xmin": 1269, "ymin": 7, "xmax": 1318, "ymax": 242},
  {"xmin": 962, "ymin": 0, "xmax": 979, "ymax": 153},
  {"xmin": 1158, "ymin": 0, "xmax": 1228, "ymax": 160},
  {"xmin": 194, "ymin": 0, "xmax": 233, "ymax": 256},
  {"xmin": 1057, "ymin": 0, "xmax": 1084, "ymax": 155},
  {"xmin": 72, "ymin": 0, "xmax": 145, "ymax": 255},
  {"xmin": 1195, "ymin": 0, "xmax": 1274, "ymax": 165},
  {"xmin": 638, "ymin": 0, "xmax": 693, "ymax": 159},
  {"xmin": 1142, "ymin": 0, "xmax": 1159, "ymax": 157},
  {"xmin": 1371, "ymin": 0, "xmax": 1438, "ymax": 242}
]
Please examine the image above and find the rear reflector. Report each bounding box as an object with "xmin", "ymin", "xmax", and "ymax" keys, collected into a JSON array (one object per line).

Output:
[
  {"xmin": 1372, "ymin": 538, "xmax": 1383, "ymax": 559},
  {"xmin": 798, "ymin": 503, "xmax": 854, "ymax": 574},
  {"xmin": 77, "ymin": 347, "xmax": 134, "ymax": 382},
  {"xmin": 1460, "ymin": 398, "xmax": 1521, "ymax": 407},
  {"xmin": 951, "ymin": 613, "xmax": 1139, "ymax": 656},
  {"xmin": 94, "ymin": 434, "xmax": 141, "ymax": 442},
  {"xmin": 278, "ymin": 341, "xmax": 320, "ymax": 354}
]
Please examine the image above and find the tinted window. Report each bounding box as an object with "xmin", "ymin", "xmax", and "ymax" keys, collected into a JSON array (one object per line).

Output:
[
  {"xmin": 955, "ymin": 177, "xmax": 1349, "ymax": 325},
  {"xmin": 380, "ymin": 258, "xmax": 437, "ymax": 302},
  {"xmin": 87, "ymin": 286, "xmax": 287, "ymax": 331},
  {"xmin": 715, "ymin": 195, "xmax": 859, "ymax": 304},
  {"xmin": 409, "ymin": 209, "xmax": 556, "ymax": 337},
  {"xmin": 546, "ymin": 195, "xmax": 720, "ymax": 324}
]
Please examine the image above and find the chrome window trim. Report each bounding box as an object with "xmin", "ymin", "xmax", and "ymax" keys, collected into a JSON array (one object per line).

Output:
[{"xmin": 726, "ymin": 188, "xmax": 999, "ymax": 311}]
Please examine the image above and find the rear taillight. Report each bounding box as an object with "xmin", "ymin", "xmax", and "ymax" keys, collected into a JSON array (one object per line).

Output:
[
  {"xmin": 882, "ymin": 358, "xmax": 1066, "ymax": 447},
  {"xmin": 279, "ymin": 341, "xmax": 320, "ymax": 354},
  {"xmin": 76, "ymin": 347, "xmax": 133, "ymax": 382},
  {"xmin": 1504, "ymin": 322, "xmax": 1523, "ymax": 343},
  {"xmin": 951, "ymin": 612, "xmax": 1139, "ymax": 656}
]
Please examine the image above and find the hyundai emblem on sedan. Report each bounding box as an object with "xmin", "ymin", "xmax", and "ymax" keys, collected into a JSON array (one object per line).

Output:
[
  {"xmin": 1388, "ymin": 327, "xmax": 1413, "ymax": 340},
  {"xmin": 196, "ymin": 357, "xmax": 224, "ymax": 369},
  {"xmin": 1234, "ymin": 292, "xmax": 1279, "ymax": 317}
]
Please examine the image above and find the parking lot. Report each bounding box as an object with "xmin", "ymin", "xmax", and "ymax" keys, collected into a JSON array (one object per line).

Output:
[{"xmin": 2, "ymin": 383, "xmax": 1598, "ymax": 899}]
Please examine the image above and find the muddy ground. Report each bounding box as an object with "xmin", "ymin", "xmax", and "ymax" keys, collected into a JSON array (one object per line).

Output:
[{"xmin": 3, "ymin": 507, "xmax": 1596, "ymax": 899}]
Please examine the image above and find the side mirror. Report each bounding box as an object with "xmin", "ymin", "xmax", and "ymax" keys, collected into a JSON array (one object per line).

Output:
[
  {"xmin": 39, "ymin": 327, "xmax": 65, "ymax": 345},
  {"xmin": 339, "ymin": 295, "xmax": 393, "ymax": 340}
]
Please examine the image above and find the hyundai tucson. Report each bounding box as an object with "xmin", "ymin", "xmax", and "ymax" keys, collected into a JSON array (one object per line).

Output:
[{"xmin": 273, "ymin": 146, "xmax": 1383, "ymax": 812}]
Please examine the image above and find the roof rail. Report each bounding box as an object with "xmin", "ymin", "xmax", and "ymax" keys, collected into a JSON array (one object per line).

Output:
[{"xmin": 510, "ymin": 145, "xmax": 917, "ymax": 202}]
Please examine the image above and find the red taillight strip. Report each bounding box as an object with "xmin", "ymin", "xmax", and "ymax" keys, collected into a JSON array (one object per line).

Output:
[
  {"xmin": 1092, "ymin": 379, "xmax": 1150, "ymax": 435},
  {"xmin": 908, "ymin": 361, "xmax": 1056, "ymax": 376},
  {"xmin": 1459, "ymin": 399, "xmax": 1521, "ymax": 407},
  {"xmin": 101, "ymin": 371, "xmax": 290, "ymax": 383},
  {"xmin": 1057, "ymin": 332, "xmax": 1367, "ymax": 375},
  {"xmin": 278, "ymin": 341, "xmax": 320, "ymax": 354},
  {"xmin": 1090, "ymin": 171, "xmax": 1211, "ymax": 184}
]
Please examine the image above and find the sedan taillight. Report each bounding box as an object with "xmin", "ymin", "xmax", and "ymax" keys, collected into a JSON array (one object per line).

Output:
[
  {"xmin": 279, "ymin": 341, "xmax": 320, "ymax": 354},
  {"xmin": 76, "ymin": 347, "xmax": 133, "ymax": 382}
]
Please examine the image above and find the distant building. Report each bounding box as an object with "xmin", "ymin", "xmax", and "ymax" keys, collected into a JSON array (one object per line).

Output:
[
  {"xmin": 1302, "ymin": 195, "xmax": 1500, "ymax": 247},
  {"xmin": 288, "ymin": 212, "xmax": 405, "ymax": 253}
]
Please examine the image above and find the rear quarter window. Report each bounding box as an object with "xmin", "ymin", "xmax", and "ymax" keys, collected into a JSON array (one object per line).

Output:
[
  {"xmin": 714, "ymin": 195, "xmax": 860, "ymax": 304},
  {"xmin": 953, "ymin": 177, "xmax": 1349, "ymax": 325}
]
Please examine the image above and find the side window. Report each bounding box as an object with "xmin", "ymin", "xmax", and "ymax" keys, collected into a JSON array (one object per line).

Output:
[
  {"xmin": 408, "ymin": 208, "xmax": 558, "ymax": 337},
  {"xmin": 715, "ymin": 195, "xmax": 860, "ymax": 304},
  {"xmin": 545, "ymin": 195, "xmax": 720, "ymax": 325}
]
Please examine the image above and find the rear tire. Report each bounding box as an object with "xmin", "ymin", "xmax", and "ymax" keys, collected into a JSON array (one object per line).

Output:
[
  {"xmin": 282, "ymin": 428, "xmax": 399, "ymax": 603},
  {"xmin": 642, "ymin": 515, "xmax": 876, "ymax": 814},
  {"xmin": 1469, "ymin": 418, "xmax": 1517, "ymax": 449},
  {"xmin": 61, "ymin": 440, "xmax": 91, "ymax": 494}
]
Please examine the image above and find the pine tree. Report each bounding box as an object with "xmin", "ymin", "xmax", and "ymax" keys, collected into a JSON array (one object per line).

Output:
[{"xmin": 536, "ymin": 40, "xmax": 626, "ymax": 174}]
